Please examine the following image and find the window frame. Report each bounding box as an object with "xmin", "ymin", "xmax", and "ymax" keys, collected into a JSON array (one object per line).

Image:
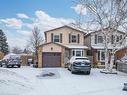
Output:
[
  {"xmin": 97, "ymin": 35, "xmax": 103, "ymax": 43},
  {"xmin": 97, "ymin": 50, "xmax": 106, "ymax": 62},
  {"xmin": 72, "ymin": 49, "xmax": 84, "ymax": 57},
  {"xmin": 53, "ymin": 34, "xmax": 60, "ymax": 43},
  {"xmin": 71, "ymin": 34, "xmax": 77, "ymax": 43}
]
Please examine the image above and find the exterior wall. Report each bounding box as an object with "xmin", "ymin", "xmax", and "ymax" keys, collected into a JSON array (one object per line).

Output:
[
  {"xmin": 45, "ymin": 27, "xmax": 84, "ymax": 45},
  {"xmin": 61, "ymin": 48, "xmax": 65, "ymax": 67},
  {"xmin": 0, "ymin": 51, "xmax": 4, "ymax": 60},
  {"xmin": 42, "ymin": 43, "xmax": 62, "ymax": 52},
  {"xmin": 115, "ymin": 48, "xmax": 127, "ymax": 60},
  {"xmin": 38, "ymin": 47, "xmax": 43, "ymax": 68},
  {"xmin": 20, "ymin": 55, "xmax": 33, "ymax": 66},
  {"xmin": 84, "ymin": 35, "xmax": 91, "ymax": 47},
  {"xmin": 38, "ymin": 43, "xmax": 65, "ymax": 68},
  {"xmin": 91, "ymin": 31, "xmax": 124, "ymax": 48},
  {"xmin": 92, "ymin": 49, "xmax": 97, "ymax": 64}
]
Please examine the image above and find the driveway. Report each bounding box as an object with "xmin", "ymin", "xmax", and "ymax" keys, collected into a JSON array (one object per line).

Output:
[{"xmin": 0, "ymin": 66, "xmax": 127, "ymax": 95}]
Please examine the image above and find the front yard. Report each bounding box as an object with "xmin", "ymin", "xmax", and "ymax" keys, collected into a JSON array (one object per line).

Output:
[{"xmin": 0, "ymin": 66, "xmax": 127, "ymax": 95}]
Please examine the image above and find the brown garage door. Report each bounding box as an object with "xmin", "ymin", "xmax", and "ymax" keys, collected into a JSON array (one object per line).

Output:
[{"xmin": 42, "ymin": 52, "xmax": 61, "ymax": 67}]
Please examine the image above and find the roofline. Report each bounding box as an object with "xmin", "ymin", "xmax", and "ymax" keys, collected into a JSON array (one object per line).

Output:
[
  {"xmin": 38, "ymin": 42, "xmax": 68, "ymax": 48},
  {"xmin": 44, "ymin": 25, "xmax": 86, "ymax": 34},
  {"xmin": 90, "ymin": 28, "xmax": 125, "ymax": 35}
]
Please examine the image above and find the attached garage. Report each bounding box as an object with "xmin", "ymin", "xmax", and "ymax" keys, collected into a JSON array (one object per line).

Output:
[
  {"xmin": 42, "ymin": 52, "xmax": 61, "ymax": 67},
  {"xmin": 38, "ymin": 42, "xmax": 65, "ymax": 68}
]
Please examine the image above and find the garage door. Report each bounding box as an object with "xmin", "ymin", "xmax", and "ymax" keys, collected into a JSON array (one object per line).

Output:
[{"xmin": 42, "ymin": 52, "xmax": 61, "ymax": 67}]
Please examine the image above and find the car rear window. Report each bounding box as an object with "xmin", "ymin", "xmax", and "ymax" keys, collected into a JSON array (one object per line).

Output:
[{"xmin": 75, "ymin": 58, "xmax": 88, "ymax": 60}]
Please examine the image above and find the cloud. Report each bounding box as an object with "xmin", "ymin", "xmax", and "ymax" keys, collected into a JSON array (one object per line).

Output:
[
  {"xmin": 71, "ymin": 4, "xmax": 87, "ymax": 15},
  {"xmin": 34, "ymin": 10, "xmax": 75, "ymax": 31},
  {"xmin": 16, "ymin": 30, "xmax": 31, "ymax": 36},
  {"xmin": 1, "ymin": 10, "xmax": 75, "ymax": 50},
  {"xmin": 0, "ymin": 18, "xmax": 22, "ymax": 29},
  {"xmin": 17, "ymin": 13, "xmax": 29, "ymax": 19}
]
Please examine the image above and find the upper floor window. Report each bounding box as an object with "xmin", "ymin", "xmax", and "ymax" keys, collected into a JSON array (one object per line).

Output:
[
  {"xmin": 111, "ymin": 35, "xmax": 122, "ymax": 44},
  {"xmin": 95, "ymin": 35, "xmax": 103, "ymax": 44},
  {"xmin": 53, "ymin": 34, "xmax": 60, "ymax": 42},
  {"xmin": 51, "ymin": 33, "xmax": 62, "ymax": 43},
  {"xmin": 98, "ymin": 36, "xmax": 103, "ymax": 43},
  {"xmin": 71, "ymin": 35, "xmax": 77, "ymax": 43},
  {"xmin": 69, "ymin": 34, "xmax": 80, "ymax": 43}
]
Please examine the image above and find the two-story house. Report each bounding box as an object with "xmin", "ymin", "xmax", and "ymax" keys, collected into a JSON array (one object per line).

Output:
[
  {"xmin": 85, "ymin": 29, "xmax": 125, "ymax": 66},
  {"xmin": 38, "ymin": 25, "xmax": 88, "ymax": 68}
]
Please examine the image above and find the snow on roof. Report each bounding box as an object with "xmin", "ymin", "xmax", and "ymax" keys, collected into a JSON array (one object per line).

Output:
[
  {"xmin": 65, "ymin": 44, "xmax": 88, "ymax": 49},
  {"xmin": 3, "ymin": 53, "xmax": 20, "ymax": 60},
  {"xmin": 92, "ymin": 46, "xmax": 121, "ymax": 49}
]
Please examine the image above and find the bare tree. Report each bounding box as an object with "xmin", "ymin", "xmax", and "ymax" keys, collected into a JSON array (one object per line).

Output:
[
  {"xmin": 76, "ymin": 0, "xmax": 127, "ymax": 73},
  {"xmin": 12, "ymin": 46, "xmax": 23, "ymax": 54},
  {"xmin": 30, "ymin": 26, "xmax": 44, "ymax": 65},
  {"xmin": 23, "ymin": 43, "xmax": 32, "ymax": 54}
]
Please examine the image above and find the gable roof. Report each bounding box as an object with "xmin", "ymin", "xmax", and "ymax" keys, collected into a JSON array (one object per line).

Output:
[
  {"xmin": 44, "ymin": 25, "xmax": 87, "ymax": 34},
  {"xmin": 85, "ymin": 28, "xmax": 125, "ymax": 37},
  {"xmin": 38, "ymin": 42, "xmax": 68, "ymax": 48},
  {"xmin": 91, "ymin": 28, "xmax": 125, "ymax": 34}
]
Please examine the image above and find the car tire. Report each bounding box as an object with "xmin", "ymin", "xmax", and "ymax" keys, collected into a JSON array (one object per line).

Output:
[
  {"xmin": 86, "ymin": 71, "xmax": 90, "ymax": 75},
  {"xmin": 71, "ymin": 66, "xmax": 75, "ymax": 74},
  {"xmin": 6, "ymin": 65, "xmax": 9, "ymax": 68},
  {"xmin": 71, "ymin": 70, "xmax": 75, "ymax": 74},
  {"xmin": 18, "ymin": 65, "xmax": 21, "ymax": 68}
]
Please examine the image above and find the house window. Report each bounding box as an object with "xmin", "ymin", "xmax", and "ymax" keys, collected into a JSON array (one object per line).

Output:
[
  {"xmin": 98, "ymin": 36, "xmax": 103, "ymax": 43},
  {"xmin": 71, "ymin": 35, "xmax": 77, "ymax": 43},
  {"xmin": 72, "ymin": 50, "xmax": 84, "ymax": 57},
  {"xmin": 53, "ymin": 35, "xmax": 60, "ymax": 42},
  {"xmin": 97, "ymin": 50, "xmax": 105, "ymax": 62}
]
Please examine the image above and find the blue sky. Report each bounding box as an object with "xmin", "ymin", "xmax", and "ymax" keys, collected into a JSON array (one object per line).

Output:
[
  {"xmin": 0, "ymin": 0, "xmax": 77, "ymax": 18},
  {"xmin": 0, "ymin": 0, "xmax": 85, "ymax": 50}
]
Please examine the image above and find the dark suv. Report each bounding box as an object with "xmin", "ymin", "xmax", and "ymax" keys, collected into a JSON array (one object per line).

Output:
[{"xmin": 6, "ymin": 59, "xmax": 21, "ymax": 68}]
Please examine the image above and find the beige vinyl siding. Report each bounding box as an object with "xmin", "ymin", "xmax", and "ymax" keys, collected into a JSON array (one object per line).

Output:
[{"xmin": 45, "ymin": 27, "xmax": 84, "ymax": 45}]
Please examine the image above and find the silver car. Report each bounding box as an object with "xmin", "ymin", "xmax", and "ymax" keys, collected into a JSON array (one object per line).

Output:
[{"xmin": 68, "ymin": 56, "xmax": 91, "ymax": 74}]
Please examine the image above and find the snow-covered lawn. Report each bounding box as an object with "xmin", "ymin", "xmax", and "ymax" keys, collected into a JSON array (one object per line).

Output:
[{"xmin": 0, "ymin": 66, "xmax": 127, "ymax": 95}]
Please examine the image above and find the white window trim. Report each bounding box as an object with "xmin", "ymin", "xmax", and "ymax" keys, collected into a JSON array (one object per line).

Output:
[
  {"xmin": 71, "ymin": 34, "xmax": 77, "ymax": 43},
  {"xmin": 53, "ymin": 34, "xmax": 60, "ymax": 43},
  {"xmin": 97, "ymin": 50, "xmax": 106, "ymax": 62},
  {"xmin": 71, "ymin": 49, "xmax": 84, "ymax": 57},
  {"xmin": 97, "ymin": 35, "xmax": 103, "ymax": 44}
]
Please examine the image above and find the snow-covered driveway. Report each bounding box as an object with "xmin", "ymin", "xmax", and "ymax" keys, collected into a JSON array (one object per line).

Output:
[{"xmin": 0, "ymin": 66, "xmax": 127, "ymax": 95}]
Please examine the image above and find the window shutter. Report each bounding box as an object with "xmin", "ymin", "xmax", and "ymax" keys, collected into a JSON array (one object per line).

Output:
[
  {"xmin": 60, "ymin": 33, "xmax": 62, "ymax": 43},
  {"xmin": 51, "ymin": 33, "xmax": 53, "ymax": 42},
  {"xmin": 77, "ymin": 34, "xmax": 80, "ymax": 43},
  {"xmin": 95, "ymin": 34, "xmax": 97, "ymax": 44},
  {"xmin": 69, "ymin": 34, "xmax": 71, "ymax": 43},
  {"xmin": 111, "ymin": 35, "xmax": 114, "ymax": 44},
  {"xmin": 120, "ymin": 35, "xmax": 122, "ymax": 40}
]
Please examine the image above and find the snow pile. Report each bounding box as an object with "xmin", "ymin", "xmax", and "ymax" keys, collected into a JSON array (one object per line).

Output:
[
  {"xmin": 0, "ymin": 68, "xmax": 32, "ymax": 95},
  {"xmin": 36, "ymin": 69, "xmax": 60, "ymax": 79}
]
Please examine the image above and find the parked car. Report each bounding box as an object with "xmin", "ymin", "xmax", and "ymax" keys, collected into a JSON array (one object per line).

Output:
[
  {"xmin": 6, "ymin": 59, "xmax": 21, "ymax": 68},
  {"xmin": 67, "ymin": 56, "xmax": 91, "ymax": 74},
  {"xmin": 0, "ymin": 60, "xmax": 2, "ymax": 67}
]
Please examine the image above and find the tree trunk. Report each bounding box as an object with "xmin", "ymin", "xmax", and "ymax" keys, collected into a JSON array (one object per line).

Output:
[
  {"xmin": 109, "ymin": 53, "xmax": 115, "ymax": 73},
  {"xmin": 105, "ymin": 49, "xmax": 109, "ymax": 71}
]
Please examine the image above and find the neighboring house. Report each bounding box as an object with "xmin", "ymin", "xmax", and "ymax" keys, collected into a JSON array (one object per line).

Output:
[
  {"xmin": 84, "ymin": 29, "xmax": 125, "ymax": 66},
  {"xmin": 19, "ymin": 54, "xmax": 33, "ymax": 66},
  {"xmin": 38, "ymin": 25, "xmax": 88, "ymax": 68},
  {"xmin": 115, "ymin": 47, "xmax": 127, "ymax": 60},
  {"xmin": 0, "ymin": 51, "xmax": 4, "ymax": 60}
]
